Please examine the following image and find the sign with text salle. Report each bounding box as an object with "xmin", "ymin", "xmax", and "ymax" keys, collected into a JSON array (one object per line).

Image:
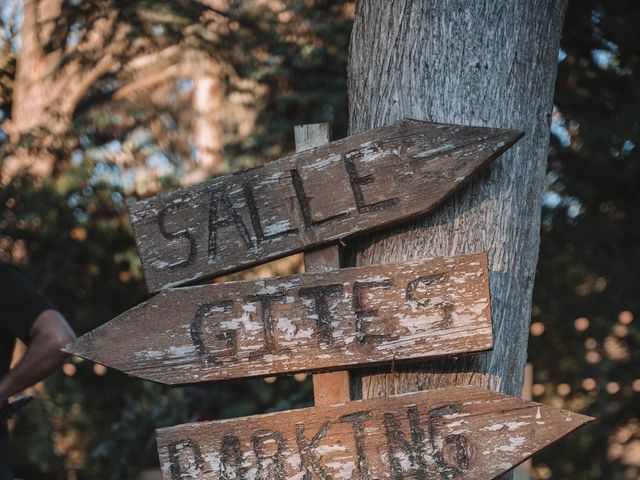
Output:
[{"xmin": 129, "ymin": 120, "xmax": 523, "ymax": 292}]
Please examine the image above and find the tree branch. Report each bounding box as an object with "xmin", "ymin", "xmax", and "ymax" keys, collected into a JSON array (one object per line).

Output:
[
  {"xmin": 60, "ymin": 54, "xmax": 119, "ymax": 119},
  {"xmin": 18, "ymin": 0, "xmax": 44, "ymax": 65}
]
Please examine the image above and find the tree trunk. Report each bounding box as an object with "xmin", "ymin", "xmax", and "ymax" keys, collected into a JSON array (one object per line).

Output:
[
  {"xmin": 191, "ymin": 67, "xmax": 225, "ymax": 180},
  {"xmin": 346, "ymin": 1, "xmax": 566, "ymax": 400},
  {"xmin": 2, "ymin": 0, "xmax": 121, "ymax": 181}
]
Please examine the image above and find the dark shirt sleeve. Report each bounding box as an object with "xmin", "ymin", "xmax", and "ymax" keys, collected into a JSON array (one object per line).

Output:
[{"xmin": 0, "ymin": 263, "xmax": 55, "ymax": 343}]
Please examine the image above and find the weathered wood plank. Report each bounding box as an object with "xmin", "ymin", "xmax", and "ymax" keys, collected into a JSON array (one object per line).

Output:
[
  {"xmin": 294, "ymin": 123, "xmax": 332, "ymax": 152},
  {"xmin": 295, "ymin": 122, "xmax": 352, "ymax": 407},
  {"xmin": 65, "ymin": 253, "xmax": 493, "ymax": 385},
  {"xmin": 312, "ymin": 371, "xmax": 350, "ymax": 407},
  {"xmin": 129, "ymin": 119, "xmax": 523, "ymax": 292},
  {"xmin": 155, "ymin": 385, "xmax": 592, "ymax": 480}
]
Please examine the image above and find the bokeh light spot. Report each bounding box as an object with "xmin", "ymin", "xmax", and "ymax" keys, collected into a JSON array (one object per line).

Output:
[
  {"xmin": 557, "ymin": 383, "xmax": 571, "ymax": 396},
  {"xmin": 574, "ymin": 317, "xmax": 589, "ymax": 332},
  {"xmin": 606, "ymin": 382, "xmax": 620, "ymax": 394},
  {"xmin": 530, "ymin": 322, "xmax": 545, "ymax": 336},
  {"xmin": 618, "ymin": 310, "xmax": 634, "ymax": 325},
  {"xmin": 293, "ymin": 373, "xmax": 307, "ymax": 382},
  {"xmin": 532, "ymin": 383, "xmax": 545, "ymax": 397}
]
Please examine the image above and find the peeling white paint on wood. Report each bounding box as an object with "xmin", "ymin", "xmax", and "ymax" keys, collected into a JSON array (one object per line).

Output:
[
  {"xmin": 128, "ymin": 119, "xmax": 522, "ymax": 292},
  {"xmin": 65, "ymin": 253, "xmax": 493, "ymax": 384},
  {"xmin": 155, "ymin": 386, "xmax": 592, "ymax": 480},
  {"xmin": 346, "ymin": 0, "xmax": 568, "ymax": 407}
]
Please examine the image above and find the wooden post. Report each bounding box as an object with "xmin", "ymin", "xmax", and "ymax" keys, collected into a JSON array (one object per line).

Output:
[
  {"xmin": 295, "ymin": 123, "xmax": 351, "ymax": 406},
  {"xmin": 514, "ymin": 363, "xmax": 534, "ymax": 479}
]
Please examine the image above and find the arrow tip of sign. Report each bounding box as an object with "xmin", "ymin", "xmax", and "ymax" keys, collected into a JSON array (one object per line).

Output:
[
  {"xmin": 557, "ymin": 409, "xmax": 595, "ymax": 428},
  {"xmin": 62, "ymin": 330, "xmax": 97, "ymax": 362},
  {"xmin": 501, "ymin": 127, "xmax": 526, "ymax": 145},
  {"xmin": 400, "ymin": 117, "xmax": 523, "ymax": 133},
  {"xmin": 517, "ymin": 395, "xmax": 595, "ymax": 446},
  {"xmin": 399, "ymin": 117, "xmax": 525, "ymax": 146}
]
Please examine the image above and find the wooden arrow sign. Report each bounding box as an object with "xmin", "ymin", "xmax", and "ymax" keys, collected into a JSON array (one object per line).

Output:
[
  {"xmin": 65, "ymin": 253, "xmax": 492, "ymax": 384},
  {"xmin": 156, "ymin": 385, "xmax": 592, "ymax": 480},
  {"xmin": 129, "ymin": 119, "xmax": 523, "ymax": 292}
]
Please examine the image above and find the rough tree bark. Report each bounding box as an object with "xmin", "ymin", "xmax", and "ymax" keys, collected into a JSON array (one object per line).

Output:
[
  {"xmin": 346, "ymin": 1, "xmax": 567, "ymax": 400},
  {"xmin": 190, "ymin": 67, "xmax": 225, "ymax": 181}
]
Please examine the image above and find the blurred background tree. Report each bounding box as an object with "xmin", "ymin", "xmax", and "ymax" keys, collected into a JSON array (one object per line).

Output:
[
  {"xmin": 529, "ymin": 1, "xmax": 640, "ymax": 479},
  {"xmin": 0, "ymin": 0, "xmax": 638, "ymax": 479},
  {"xmin": 0, "ymin": 1, "xmax": 353, "ymax": 478}
]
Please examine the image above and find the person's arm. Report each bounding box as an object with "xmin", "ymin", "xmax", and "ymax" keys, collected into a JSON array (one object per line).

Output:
[{"xmin": 0, "ymin": 309, "xmax": 75, "ymax": 403}]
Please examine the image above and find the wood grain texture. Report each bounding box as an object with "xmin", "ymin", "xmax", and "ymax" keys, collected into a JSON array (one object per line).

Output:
[
  {"xmin": 128, "ymin": 119, "xmax": 522, "ymax": 292},
  {"xmin": 346, "ymin": 1, "xmax": 567, "ymax": 402},
  {"xmin": 295, "ymin": 122, "xmax": 352, "ymax": 407},
  {"xmin": 64, "ymin": 253, "xmax": 493, "ymax": 384},
  {"xmin": 155, "ymin": 386, "xmax": 592, "ymax": 480},
  {"xmin": 312, "ymin": 371, "xmax": 350, "ymax": 407}
]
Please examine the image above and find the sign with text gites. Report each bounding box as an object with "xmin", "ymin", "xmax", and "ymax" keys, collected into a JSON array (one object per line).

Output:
[
  {"xmin": 129, "ymin": 119, "xmax": 523, "ymax": 292},
  {"xmin": 156, "ymin": 386, "xmax": 592, "ymax": 480},
  {"xmin": 65, "ymin": 253, "xmax": 492, "ymax": 384}
]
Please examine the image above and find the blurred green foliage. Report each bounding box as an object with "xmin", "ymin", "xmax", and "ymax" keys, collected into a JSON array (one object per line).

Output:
[
  {"xmin": 1, "ymin": 1, "xmax": 348, "ymax": 478},
  {"xmin": 530, "ymin": 1, "xmax": 640, "ymax": 479}
]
